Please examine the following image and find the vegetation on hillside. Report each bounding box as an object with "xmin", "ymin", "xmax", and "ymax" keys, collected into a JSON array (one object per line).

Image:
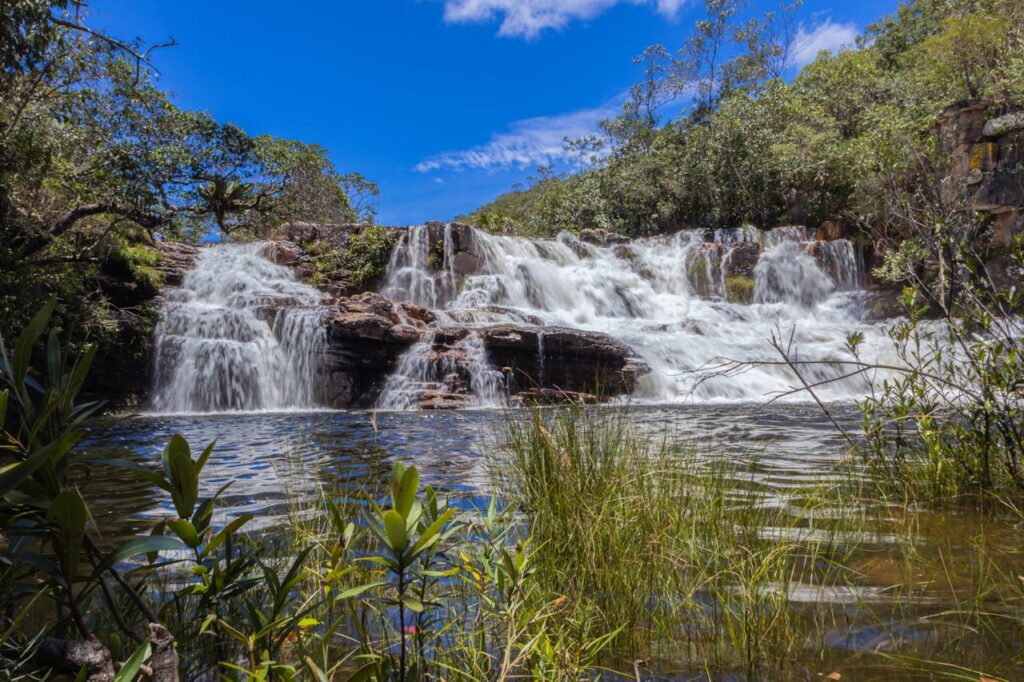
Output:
[{"xmin": 465, "ymin": 0, "xmax": 1023, "ymax": 238}]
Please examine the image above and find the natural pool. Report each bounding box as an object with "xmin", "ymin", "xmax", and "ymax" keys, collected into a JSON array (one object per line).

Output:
[
  {"xmin": 82, "ymin": 404, "xmax": 852, "ymax": 532},
  {"xmin": 79, "ymin": 404, "xmax": 1024, "ymax": 681}
]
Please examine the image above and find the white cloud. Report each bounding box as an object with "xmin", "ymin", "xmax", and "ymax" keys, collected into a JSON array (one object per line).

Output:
[
  {"xmin": 415, "ymin": 100, "xmax": 619, "ymax": 173},
  {"xmin": 792, "ymin": 19, "xmax": 858, "ymax": 67},
  {"xmin": 442, "ymin": 0, "xmax": 687, "ymax": 39}
]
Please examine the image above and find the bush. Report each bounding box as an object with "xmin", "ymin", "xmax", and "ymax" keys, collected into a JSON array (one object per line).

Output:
[{"xmin": 725, "ymin": 275, "xmax": 755, "ymax": 303}]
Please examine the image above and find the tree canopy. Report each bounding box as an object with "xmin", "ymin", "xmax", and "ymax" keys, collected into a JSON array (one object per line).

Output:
[
  {"xmin": 0, "ymin": 2, "xmax": 375, "ymax": 339},
  {"xmin": 465, "ymin": 0, "xmax": 1024, "ymax": 238}
]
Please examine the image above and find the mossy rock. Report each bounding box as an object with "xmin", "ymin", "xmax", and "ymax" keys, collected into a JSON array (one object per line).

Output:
[
  {"xmin": 725, "ymin": 275, "xmax": 755, "ymax": 304},
  {"xmin": 688, "ymin": 254, "xmax": 711, "ymax": 297}
]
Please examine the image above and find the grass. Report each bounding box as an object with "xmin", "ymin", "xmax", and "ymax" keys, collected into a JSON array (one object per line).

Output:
[
  {"xmin": 492, "ymin": 406, "xmax": 866, "ymax": 678},
  {"xmin": 7, "ymin": 405, "xmax": 1023, "ymax": 680}
]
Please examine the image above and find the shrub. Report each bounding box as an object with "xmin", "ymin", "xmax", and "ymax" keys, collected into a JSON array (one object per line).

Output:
[{"xmin": 725, "ymin": 275, "xmax": 755, "ymax": 303}]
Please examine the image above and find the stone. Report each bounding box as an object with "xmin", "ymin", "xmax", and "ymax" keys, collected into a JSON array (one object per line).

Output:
[
  {"xmin": 322, "ymin": 292, "xmax": 423, "ymax": 407},
  {"xmin": 578, "ymin": 228, "xmax": 630, "ymax": 247},
  {"xmin": 265, "ymin": 240, "xmax": 305, "ymax": 265},
  {"xmin": 154, "ymin": 242, "xmax": 200, "ymax": 287},
  {"xmin": 982, "ymin": 111, "xmax": 1024, "ymax": 139},
  {"xmin": 722, "ymin": 242, "xmax": 760, "ymax": 279},
  {"xmin": 814, "ymin": 220, "xmax": 847, "ymax": 241},
  {"xmin": 478, "ymin": 324, "xmax": 649, "ymax": 397}
]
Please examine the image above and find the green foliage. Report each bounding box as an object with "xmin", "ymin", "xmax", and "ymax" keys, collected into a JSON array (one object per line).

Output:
[
  {"xmin": 3, "ymin": 313, "xmax": 1023, "ymax": 678},
  {"xmin": 854, "ymin": 235, "xmax": 1024, "ymax": 501},
  {"xmin": 306, "ymin": 226, "xmax": 396, "ymax": 290},
  {"xmin": 0, "ymin": 6, "xmax": 377, "ymax": 374},
  {"xmin": 724, "ymin": 274, "xmax": 754, "ymax": 303},
  {"xmin": 344, "ymin": 227, "xmax": 397, "ymax": 287},
  {"xmin": 466, "ymin": 0, "xmax": 1024, "ymax": 238}
]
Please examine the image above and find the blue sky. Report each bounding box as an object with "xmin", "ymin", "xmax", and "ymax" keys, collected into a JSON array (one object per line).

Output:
[{"xmin": 90, "ymin": 0, "xmax": 896, "ymax": 225}]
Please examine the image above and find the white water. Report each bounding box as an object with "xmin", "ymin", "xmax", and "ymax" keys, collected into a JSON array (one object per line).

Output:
[
  {"xmin": 382, "ymin": 224, "xmax": 890, "ymax": 404},
  {"xmin": 151, "ymin": 243, "xmax": 326, "ymax": 413}
]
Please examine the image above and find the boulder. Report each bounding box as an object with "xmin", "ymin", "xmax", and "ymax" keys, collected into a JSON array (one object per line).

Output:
[
  {"xmin": 321, "ymin": 293, "xmax": 423, "ymax": 406},
  {"xmin": 154, "ymin": 242, "xmax": 200, "ymax": 287},
  {"xmin": 814, "ymin": 220, "xmax": 847, "ymax": 241},
  {"xmin": 578, "ymin": 228, "xmax": 630, "ymax": 247},
  {"xmin": 722, "ymin": 242, "xmax": 760, "ymax": 279},
  {"xmin": 478, "ymin": 325, "xmax": 648, "ymax": 397}
]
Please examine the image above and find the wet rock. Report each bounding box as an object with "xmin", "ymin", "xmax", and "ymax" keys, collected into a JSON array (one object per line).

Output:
[
  {"xmin": 578, "ymin": 228, "xmax": 630, "ymax": 246},
  {"xmin": 418, "ymin": 221, "xmax": 485, "ymax": 278},
  {"xmin": 686, "ymin": 243, "xmax": 725, "ymax": 298},
  {"xmin": 478, "ymin": 324, "xmax": 649, "ymax": 397},
  {"xmin": 814, "ymin": 220, "xmax": 847, "ymax": 241},
  {"xmin": 722, "ymin": 242, "xmax": 760, "ymax": 279},
  {"xmin": 154, "ymin": 242, "xmax": 200, "ymax": 287},
  {"xmin": 265, "ymin": 240, "xmax": 306, "ymax": 266},
  {"xmin": 419, "ymin": 390, "xmax": 475, "ymax": 410},
  {"xmin": 322, "ymin": 293, "xmax": 423, "ymax": 406}
]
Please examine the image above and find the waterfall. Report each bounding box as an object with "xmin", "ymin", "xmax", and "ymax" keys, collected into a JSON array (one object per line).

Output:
[
  {"xmin": 377, "ymin": 323, "xmax": 504, "ymax": 410},
  {"xmin": 151, "ymin": 242, "xmax": 326, "ymax": 413},
  {"xmin": 382, "ymin": 224, "xmax": 890, "ymax": 404}
]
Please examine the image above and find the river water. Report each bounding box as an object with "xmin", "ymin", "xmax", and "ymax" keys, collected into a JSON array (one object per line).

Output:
[{"xmin": 83, "ymin": 403, "xmax": 855, "ymax": 536}]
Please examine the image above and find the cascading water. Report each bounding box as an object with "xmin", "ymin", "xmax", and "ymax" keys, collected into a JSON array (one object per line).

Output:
[
  {"xmin": 151, "ymin": 242, "xmax": 326, "ymax": 413},
  {"xmin": 382, "ymin": 224, "xmax": 888, "ymax": 404}
]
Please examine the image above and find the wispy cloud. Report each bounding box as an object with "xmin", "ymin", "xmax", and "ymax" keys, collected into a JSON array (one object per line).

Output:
[
  {"xmin": 442, "ymin": 0, "xmax": 687, "ymax": 39},
  {"xmin": 792, "ymin": 19, "xmax": 858, "ymax": 67},
  {"xmin": 415, "ymin": 100, "xmax": 619, "ymax": 173}
]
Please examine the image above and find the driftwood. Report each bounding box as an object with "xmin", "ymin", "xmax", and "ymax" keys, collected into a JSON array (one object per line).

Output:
[{"xmin": 34, "ymin": 623, "xmax": 178, "ymax": 681}]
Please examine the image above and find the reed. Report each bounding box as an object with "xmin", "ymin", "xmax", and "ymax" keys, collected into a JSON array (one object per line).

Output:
[{"xmin": 491, "ymin": 405, "xmax": 863, "ymax": 677}]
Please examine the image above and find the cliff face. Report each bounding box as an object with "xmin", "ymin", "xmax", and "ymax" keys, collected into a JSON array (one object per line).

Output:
[
  {"xmin": 84, "ymin": 242, "xmax": 200, "ymax": 409},
  {"xmin": 938, "ymin": 101, "xmax": 1024, "ymax": 243}
]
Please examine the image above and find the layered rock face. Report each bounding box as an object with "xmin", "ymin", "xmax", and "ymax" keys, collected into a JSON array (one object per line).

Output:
[
  {"xmin": 937, "ymin": 102, "xmax": 1024, "ymax": 244},
  {"xmin": 318, "ymin": 292, "xmax": 649, "ymax": 408}
]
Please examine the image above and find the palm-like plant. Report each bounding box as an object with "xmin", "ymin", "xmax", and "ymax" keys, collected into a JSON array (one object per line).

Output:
[{"xmin": 198, "ymin": 177, "xmax": 258, "ymax": 235}]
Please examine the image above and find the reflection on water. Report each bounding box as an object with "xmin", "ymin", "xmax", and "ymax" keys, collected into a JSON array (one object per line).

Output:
[
  {"xmin": 81, "ymin": 404, "xmax": 854, "ymax": 537},
  {"xmin": 78, "ymin": 405, "xmax": 1024, "ymax": 680}
]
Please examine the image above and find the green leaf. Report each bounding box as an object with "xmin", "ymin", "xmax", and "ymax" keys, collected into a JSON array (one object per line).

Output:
[
  {"xmin": 113, "ymin": 641, "xmax": 151, "ymax": 682},
  {"xmin": 90, "ymin": 536, "xmax": 185, "ymax": 580},
  {"xmin": 382, "ymin": 510, "xmax": 408, "ymax": 553},
  {"xmin": 0, "ymin": 432, "xmax": 78, "ymax": 497},
  {"xmin": 201, "ymin": 514, "xmax": 252, "ymax": 559},
  {"xmin": 195, "ymin": 439, "xmax": 217, "ymax": 473},
  {"xmin": 402, "ymin": 596, "xmax": 424, "ymax": 613},
  {"xmin": 162, "ymin": 435, "xmax": 198, "ymax": 518},
  {"xmin": 391, "ymin": 465, "xmax": 419, "ymax": 519},
  {"xmin": 303, "ymin": 657, "xmax": 329, "ymax": 682},
  {"xmin": 13, "ymin": 298, "xmax": 54, "ymax": 386},
  {"xmin": 48, "ymin": 490, "xmax": 87, "ymax": 580},
  {"xmin": 409, "ymin": 508, "xmax": 456, "ymax": 557},
  {"xmin": 167, "ymin": 518, "xmax": 201, "ymax": 548},
  {"xmin": 335, "ymin": 580, "xmax": 389, "ymax": 601},
  {"xmin": 345, "ymin": 661, "xmax": 381, "ymax": 682}
]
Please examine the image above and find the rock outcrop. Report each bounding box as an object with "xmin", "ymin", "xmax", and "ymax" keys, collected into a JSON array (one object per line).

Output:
[
  {"xmin": 479, "ymin": 324, "xmax": 649, "ymax": 397},
  {"xmin": 321, "ymin": 293, "xmax": 424, "ymax": 406},
  {"xmin": 579, "ymin": 228, "xmax": 630, "ymax": 246},
  {"xmin": 154, "ymin": 242, "xmax": 201, "ymax": 287},
  {"xmin": 937, "ymin": 101, "xmax": 1024, "ymax": 243},
  {"xmin": 315, "ymin": 291, "xmax": 650, "ymax": 408}
]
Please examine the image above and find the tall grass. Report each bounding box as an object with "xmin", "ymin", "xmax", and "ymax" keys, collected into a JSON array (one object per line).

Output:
[{"xmin": 492, "ymin": 406, "xmax": 861, "ymax": 678}]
